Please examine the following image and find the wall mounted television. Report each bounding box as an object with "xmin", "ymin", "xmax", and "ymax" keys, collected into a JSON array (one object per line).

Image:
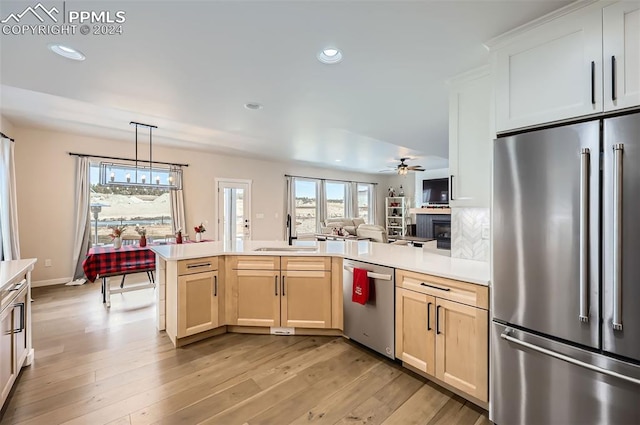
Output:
[{"xmin": 422, "ymin": 178, "xmax": 449, "ymax": 204}]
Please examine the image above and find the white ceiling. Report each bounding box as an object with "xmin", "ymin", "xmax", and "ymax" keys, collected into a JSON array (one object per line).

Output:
[{"xmin": 0, "ymin": 0, "xmax": 570, "ymax": 173}]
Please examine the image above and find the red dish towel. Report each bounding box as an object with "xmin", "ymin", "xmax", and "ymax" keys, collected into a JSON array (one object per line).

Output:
[{"xmin": 352, "ymin": 268, "xmax": 370, "ymax": 305}]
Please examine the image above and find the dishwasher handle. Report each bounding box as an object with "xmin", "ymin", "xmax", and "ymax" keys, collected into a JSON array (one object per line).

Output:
[{"xmin": 343, "ymin": 265, "xmax": 392, "ymax": 281}]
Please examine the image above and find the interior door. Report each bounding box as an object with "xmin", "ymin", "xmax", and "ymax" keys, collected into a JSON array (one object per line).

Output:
[
  {"xmin": 603, "ymin": 112, "xmax": 640, "ymax": 362},
  {"xmin": 217, "ymin": 180, "xmax": 251, "ymax": 244},
  {"xmin": 493, "ymin": 121, "xmax": 600, "ymax": 349}
]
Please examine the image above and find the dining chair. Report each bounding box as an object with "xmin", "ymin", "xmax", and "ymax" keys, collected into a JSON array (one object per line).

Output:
[
  {"xmin": 121, "ymin": 236, "xmax": 138, "ymax": 246},
  {"xmin": 119, "ymin": 235, "xmax": 153, "ymax": 288}
]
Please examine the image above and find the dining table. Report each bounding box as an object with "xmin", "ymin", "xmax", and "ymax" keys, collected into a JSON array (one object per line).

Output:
[{"xmin": 82, "ymin": 243, "xmax": 158, "ymax": 307}]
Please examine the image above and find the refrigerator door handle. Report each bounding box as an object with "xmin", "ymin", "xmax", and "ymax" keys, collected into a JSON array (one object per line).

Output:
[
  {"xmin": 579, "ymin": 148, "xmax": 590, "ymax": 323},
  {"xmin": 613, "ymin": 144, "xmax": 624, "ymax": 331},
  {"xmin": 501, "ymin": 329, "xmax": 640, "ymax": 385}
]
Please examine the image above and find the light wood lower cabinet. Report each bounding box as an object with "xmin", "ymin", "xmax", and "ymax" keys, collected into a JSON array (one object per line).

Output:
[
  {"xmin": 281, "ymin": 270, "xmax": 332, "ymax": 328},
  {"xmin": 435, "ymin": 298, "xmax": 488, "ymax": 401},
  {"xmin": 395, "ymin": 270, "xmax": 489, "ymax": 403},
  {"xmin": 395, "ymin": 288, "xmax": 435, "ymax": 375},
  {"xmin": 231, "ymin": 269, "xmax": 280, "ymax": 327},
  {"xmin": 177, "ymin": 271, "xmax": 219, "ymax": 338},
  {"xmin": 227, "ymin": 256, "xmax": 333, "ymax": 329}
]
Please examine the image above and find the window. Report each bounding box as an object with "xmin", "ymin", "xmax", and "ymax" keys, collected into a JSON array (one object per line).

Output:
[
  {"xmin": 89, "ymin": 164, "xmax": 172, "ymax": 245},
  {"xmin": 288, "ymin": 177, "xmax": 377, "ymax": 236},
  {"xmin": 357, "ymin": 183, "xmax": 372, "ymax": 223},
  {"xmin": 325, "ymin": 182, "xmax": 347, "ymax": 219},
  {"xmin": 294, "ymin": 179, "xmax": 318, "ymax": 235}
]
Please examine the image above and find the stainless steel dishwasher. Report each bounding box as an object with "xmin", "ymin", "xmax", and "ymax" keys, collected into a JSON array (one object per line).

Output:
[{"xmin": 343, "ymin": 259, "xmax": 395, "ymax": 359}]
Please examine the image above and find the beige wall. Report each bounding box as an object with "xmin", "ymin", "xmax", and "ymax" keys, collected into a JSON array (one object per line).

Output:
[
  {"xmin": 11, "ymin": 125, "xmax": 390, "ymax": 282},
  {"xmin": 1, "ymin": 114, "xmax": 15, "ymax": 137}
]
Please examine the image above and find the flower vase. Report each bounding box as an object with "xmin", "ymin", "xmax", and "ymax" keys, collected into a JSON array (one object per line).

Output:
[
  {"xmin": 176, "ymin": 231, "xmax": 183, "ymax": 244},
  {"xmin": 196, "ymin": 232, "xmax": 202, "ymax": 242},
  {"xmin": 139, "ymin": 236, "xmax": 147, "ymax": 247},
  {"xmin": 113, "ymin": 237, "xmax": 122, "ymax": 249}
]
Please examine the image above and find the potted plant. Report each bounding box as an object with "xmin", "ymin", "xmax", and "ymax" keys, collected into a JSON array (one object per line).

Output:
[
  {"xmin": 194, "ymin": 222, "xmax": 206, "ymax": 242},
  {"xmin": 136, "ymin": 226, "xmax": 147, "ymax": 247},
  {"xmin": 109, "ymin": 225, "xmax": 127, "ymax": 249}
]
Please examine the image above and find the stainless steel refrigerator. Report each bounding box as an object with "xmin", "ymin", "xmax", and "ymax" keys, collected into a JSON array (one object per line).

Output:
[{"xmin": 491, "ymin": 112, "xmax": 640, "ymax": 424}]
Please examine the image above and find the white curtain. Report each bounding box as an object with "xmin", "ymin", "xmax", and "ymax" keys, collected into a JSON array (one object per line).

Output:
[
  {"xmin": 70, "ymin": 157, "xmax": 91, "ymax": 279},
  {"xmin": 0, "ymin": 137, "xmax": 20, "ymax": 261},
  {"xmin": 370, "ymin": 183, "xmax": 378, "ymax": 225},
  {"xmin": 346, "ymin": 182, "xmax": 358, "ymax": 218},
  {"xmin": 317, "ymin": 180, "xmax": 327, "ymax": 232},
  {"xmin": 170, "ymin": 187, "xmax": 186, "ymax": 234},
  {"xmin": 285, "ymin": 176, "xmax": 296, "ymax": 238}
]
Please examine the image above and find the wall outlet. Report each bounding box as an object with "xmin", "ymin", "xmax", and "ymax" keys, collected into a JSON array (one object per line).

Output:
[
  {"xmin": 44, "ymin": 259, "xmax": 52, "ymax": 267},
  {"xmin": 255, "ymin": 213, "xmax": 264, "ymax": 219},
  {"xmin": 481, "ymin": 224, "xmax": 490, "ymax": 240}
]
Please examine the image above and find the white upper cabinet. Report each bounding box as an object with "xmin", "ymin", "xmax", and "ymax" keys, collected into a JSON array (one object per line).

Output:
[
  {"xmin": 603, "ymin": 2, "xmax": 640, "ymax": 111},
  {"xmin": 448, "ymin": 67, "xmax": 491, "ymax": 208},
  {"xmin": 493, "ymin": 3, "xmax": 603, "ymax": 133}
]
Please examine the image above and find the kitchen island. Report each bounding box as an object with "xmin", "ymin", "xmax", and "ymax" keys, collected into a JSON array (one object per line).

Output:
[
  {"xmin": 151, "ymin": 240, "xmax": 490, "ymax": 406},
  {"xmin": 151, "ymin": 240, "xmax": 489, "ymax": 336}
]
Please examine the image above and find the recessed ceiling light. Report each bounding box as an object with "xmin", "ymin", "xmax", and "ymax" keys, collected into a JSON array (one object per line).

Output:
[
  {"xmin": 317, "ymin": 47, "xmax": 343, "ymax": 64},
  {"xmin": 48, "ymin": 44, "xmax": 85, "ymax": 61},
  {"xmin": 335, "ymin": 159, "xmax": 342, "ymax": 162},
  {"xmin": 244, "ymin": 102, "xmax": 263, "ymax": 110}
]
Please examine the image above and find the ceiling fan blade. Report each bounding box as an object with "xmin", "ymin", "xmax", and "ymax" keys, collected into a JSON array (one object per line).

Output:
[{"xmin": 407, "ymin": 165, "xmax": 424, "ymax": 170}]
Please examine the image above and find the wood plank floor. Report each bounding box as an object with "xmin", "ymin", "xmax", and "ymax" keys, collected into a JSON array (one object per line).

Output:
[{"xmin": 1, "ymin": 281, "xmax": 491, "ymax": 425}]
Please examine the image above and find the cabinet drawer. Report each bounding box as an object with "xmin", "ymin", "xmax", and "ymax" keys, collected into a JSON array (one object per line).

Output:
[
  {"xmin": 396, "ymin": 269, "xmax": 488, "ymax": 310},
  {"xmin": 281, "ymin": 256, "xmax": 331, "ymax": 271},
  {"xmin": 230, "ymin": 256, "xmax": 280, "ymax": 270},
  {"xmin": 178, "ymin": 257, "xmax": 218, "ymax": 276}
]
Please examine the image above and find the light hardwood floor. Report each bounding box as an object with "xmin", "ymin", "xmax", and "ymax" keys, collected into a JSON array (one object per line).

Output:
[{"xmin": 1, "ymin": 281, "xmax": 491, "ymax": 424}]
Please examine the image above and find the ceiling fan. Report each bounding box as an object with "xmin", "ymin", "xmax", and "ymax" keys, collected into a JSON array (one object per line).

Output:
[{"xmin": 380, "ymin": 158, "xmax": 426, "ymax": 175}]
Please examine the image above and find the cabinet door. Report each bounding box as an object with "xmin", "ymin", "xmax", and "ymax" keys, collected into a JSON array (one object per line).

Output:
[
  {"xmin": 494, "ymin": 4, "xmax": 602, "ymax": 132},
  {"xmin": 395, "ymin": 288, "xmax": 436, "ymax": 375},
  {"xmin": 435, "ymin": 299, "xmax": 488, "ymax": 402},
  {"xmin": 13, "ymin": 291, "xmax": 27, "ymax": 369},
  {"xmin": 281, "ymin": 271, "xmax": 332, "ymax": 329},
  {"xmin": 231, "ymin": 270, "xmax": 280, "ymax": 327},
  {"xmin": 449, "ymin": 71, "xmax": 491, "ymax": 208},
  {"xmin": 0, "ymin": 307, "xmax": 15, "ymax": 406},
  {"xmin": 177, "ymin": 271, "xmax": 219, "ymax": 338},
  {"xmin": 603, "ymin": 2, "xmax": 640, "ymax": 111}
]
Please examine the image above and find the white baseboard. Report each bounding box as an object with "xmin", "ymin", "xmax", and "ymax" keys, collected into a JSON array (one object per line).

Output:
[{"xmin": 32, "ymin": 277, "xmax": 73, "ymax": 287}]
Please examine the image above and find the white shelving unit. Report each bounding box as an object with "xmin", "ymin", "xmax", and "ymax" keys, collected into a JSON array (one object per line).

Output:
[{"xmin": 385, "ymin": 197, "xmax": 407, "ymax": 237}]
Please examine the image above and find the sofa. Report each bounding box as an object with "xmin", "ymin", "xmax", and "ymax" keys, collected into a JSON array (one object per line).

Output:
[
  {"xmin": 321, "ymin": 217, "xmax": 365, "ymax": 235},
  {"xmin": 355, "ymin": 224, "xmax": 388, "ymax": 243}
]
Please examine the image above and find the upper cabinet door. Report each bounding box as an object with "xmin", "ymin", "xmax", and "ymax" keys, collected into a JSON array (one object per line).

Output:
[
  {"xmin": 603, "ymin": 2, "xmax": 640, "ymax": 112},
  {"xmin": 448, "ymin": 69, "xmax": 491, "ymax": 208},
  {"xmin": 494, "ymin": 4, "xmax": 603, "ymax": 133}
]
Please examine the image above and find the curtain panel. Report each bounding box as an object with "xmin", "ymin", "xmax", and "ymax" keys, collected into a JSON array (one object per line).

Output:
[
  {"xmin": 70, "ymin": 156, "xmax": 91, "ymax": 280},
  {"xmin": 170, "ymin": 186, "xmax": 186, "ymax": 235},
  {"xmin": 0, "ymin": 137, "xmax": 20, "ymax": 261}
]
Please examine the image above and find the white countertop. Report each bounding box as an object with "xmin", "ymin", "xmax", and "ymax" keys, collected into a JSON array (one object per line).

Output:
[
  {"xmin": 0, "ymin": 258, "xmax": 37, "ymax": 290},
  {"xmin": 150, "ymin": 240, "xmax": 489, "ymax": 286}
]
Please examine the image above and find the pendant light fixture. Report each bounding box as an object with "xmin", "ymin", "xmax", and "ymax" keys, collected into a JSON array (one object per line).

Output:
[{"xmin": 99, "ymin": 122, "xmax": 183, "ymax": 190}]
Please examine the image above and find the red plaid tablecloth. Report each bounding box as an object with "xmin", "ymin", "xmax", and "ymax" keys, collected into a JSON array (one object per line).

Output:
[{"xmin": 82, "ymin": 244, "xmax": 156, "ymax": 282}]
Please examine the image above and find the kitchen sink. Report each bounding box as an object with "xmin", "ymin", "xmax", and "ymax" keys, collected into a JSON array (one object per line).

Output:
[{"xmin": 253, "ymin": 247, "xmax": 318, "ymax": 252}]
